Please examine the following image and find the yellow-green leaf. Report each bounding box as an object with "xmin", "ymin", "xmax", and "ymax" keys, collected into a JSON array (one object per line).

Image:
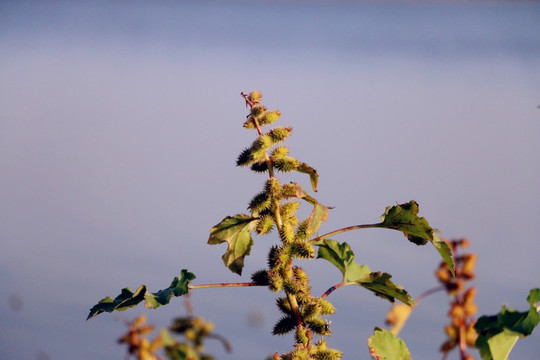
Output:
[
  {"xmin": 315, "ymin": 239, "xmax": 370, "ymax": 282},
  {"xmin": 208, "ymin": 214, "xmax": 258, "ymax": 275},
  {"xmin": 368, "ymin": 327, "xmax": 413, "ymax": 360}
]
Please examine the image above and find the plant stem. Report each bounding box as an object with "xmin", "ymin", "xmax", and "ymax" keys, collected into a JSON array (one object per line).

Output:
[
  {"xmin": 189, "ymin": 282, "xmax": 262, "ymax": 290},
  {"xmin": 241, "ymin": 91, "xmax": 303, "ymax": 333},
  {"xmin": 309, "ymin": 223, "xmax": 382, "ymax": 243},
  {"xmin": 321, "ymin": 282, "xmax": 347, "ymax": 300}
]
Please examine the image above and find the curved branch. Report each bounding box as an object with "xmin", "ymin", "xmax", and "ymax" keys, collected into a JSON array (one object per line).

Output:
[
  {"xmin": 309, "ymin": 223, "xmax": 382, "ymax": 243},
  {"xmin": 321, "ymin": 282, "xmax": 347, "ymax": 300},
  {"xmin": 188, "ymin": 282, "xmax": 262, "ymax": 290}
]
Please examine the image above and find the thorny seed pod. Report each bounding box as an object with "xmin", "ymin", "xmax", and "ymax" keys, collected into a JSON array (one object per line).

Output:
[
  {"xmin": 276, "ymin": 297, "xmax": 294, "ymax": 315},
  {"xmin": 249, "ymin": 191, "xmax": 271, "ymax": 215},
  {"xmin": 286, "ymin": 346, "xmax": 309, "ymax": 360},
  {"xmin": 301, "ymin": 302, "xmax": 322, "ymax": 321},
  {"xmin": 295, "ymin": 219, "xmax": 311, "ymax": 241},
  {"xmin": 295, "ymin": 288, "xmax": 312, "ymax": 305},
  {"xmin": 268, "ymin": 271, "xmax": 284, "ymax": 293},
  {"xmin": 265, "ymin": 177, "xmax": 282, "ymax": 198},
  {"xmin": 268, "ymin": 245, "xmax": 281, "ymax": 269},
  {"xmin": 313, "ymin": 347, "xmax": 342, "ymax": 360},
  {"xmin": 275, "ymin": 156, "xmax": 300, "ymax": 173},
  {"xmin": 250, "ymin": 161, "xmax": 268, "ymax": 173},
  {"xmin": 314, "ymin": 339, "xmax": 328, "ymax": 351},
  {"xmin": 283, "ymin": 279, "xmax": 300, "ymax": 295},
  {"xmin": 280, "ymin": 201, "xmax": 300, "ymax": 219},
  {"xmin": 294, "ymin": 326, "xmax": 309, "ymax": 346},
  {"xmin": 271, "ymin": 145, "xmax": 289, "ymax": 160},
  {"xmin": 281, "ymin": 183, "xmax": 299, "ymax": 197},
  {"xmin": 250, "ymin": 105, "xmax": 267, "ymax": 119},
  {"xmin": 279, "ymin": 222, "xmax": 296, "ymax": 243},
  {"xmin": 290, "ymin": 241, "xmax": 315, "ymax": 259},
  {"xmin": 256, "ymin": 214, "xmax": 275, "ymax": 235},
  {"xmin": 243, "ymin": 117, "xmax": 256, "ymax": 129},
  {"xmin": 293, "ymin": 266, "xmax": 309, "ymax": 284},
  {"xmin": 272, "ymin": 315, "xmax": 297, "ymax": 335},
  {"xmin": 251, "ymin": 269, "xmax": 270, "ymax": 286},
  {"xmin": 307, "ymin": 317, "xmax": 330, "ymax": 336},
  {"xmin": 268, "ymin": 126, "xmax": 293, "ymax": 143},
  {"xmin": 253, "ymin": 134, "xmax": 273, "ymax": 152},
  {"xmin": 237, "ymin": 147, "xmax": 255, "ymax": 167},
  {"xmin": 260, "ymin": 110, "xmax": 282, "ymax": 126},
  {"xmin": 314, "ymin": 298, "xmax": 335, "ymax": 315},
  {"xmin": 278, "ymin": 244, "xmax": 293, "ymax": 267},
  {"xmin": 248, "ymin": 90, "xmax": 262, "ymax": 104}
]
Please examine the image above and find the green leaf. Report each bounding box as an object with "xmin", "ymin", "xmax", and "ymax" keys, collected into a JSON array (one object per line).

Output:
[
  {"xmin": 306, "ymin": 203, "xmax": 328, "ymax": 237},
  {"xmin": 353, "ymin": 272, "xmax": 415, "ymax": 306},
  {"xmin": 487, "ymin": 329, "xmax": 520, "ymax": 360},
  {"xmin": 432, "ymin": 234, "xmax": 455, "ymax": 276},
  {"xmin": 378, "ymin": 201, "xmax": 454, "ymax": 275},
  {"xmin": 379, "ymin": 201, "xmax": 435, "ymax": 245},
  {"xmin": 87, "ymin": 269, "xmax": 196, "ymax": 320},
  {"xmin": 315, "ymin": 239, "xmax": 370, "ymax": 282},
  {"xmin": 475, "ymin": 288, "xmax": 540, "ymax": 360},
  {"xmin": 208, "ymin": 214, "xmax": 257, "ymax": 275},
  {"xmin": 367, "ymin": 327, "xmax": 412, "ymax": 360}
]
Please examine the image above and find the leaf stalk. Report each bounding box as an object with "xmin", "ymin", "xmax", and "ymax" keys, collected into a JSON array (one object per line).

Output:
[{"xmin": 309, "ymin": 223, "xmax": 382, "ymax": 243}]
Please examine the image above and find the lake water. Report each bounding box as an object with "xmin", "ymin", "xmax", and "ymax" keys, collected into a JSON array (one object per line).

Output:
[{"xmin": 1, "ymin": 1, "xmax": 539, "ymax": 359}]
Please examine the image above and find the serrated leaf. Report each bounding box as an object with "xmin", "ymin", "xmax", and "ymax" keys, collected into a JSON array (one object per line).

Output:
[
  {"xmin": 87, "ymin": 269, "xmax": 196, "ymax": 320},
  {"xmin": 475, "ymin": 288, "xmax": 540, "ymax": 360},
  {"xmin": 378, "ymin": 201, "xmax": 454, "ymax": 274},
  {"xmin": 367, "ymin": 327, "xmax": 412, "ymax": 360},
  {"xmin": 353, "ymin": 272, "xmax": 415, "ymax": 306},
  {"xmin": 297, "ymin": 162, "xmax": 319, "ymax": 192},
  {"xmin": 315, "ymin": 239, "xmax": 370, "ymax": 282},
  {"xmin": 208, "ymin": 214, "xmax": 257, "ymax": 275},
  {"xmin": 379, "ymin": 201, "xmax": 435, "ymax": 245}
]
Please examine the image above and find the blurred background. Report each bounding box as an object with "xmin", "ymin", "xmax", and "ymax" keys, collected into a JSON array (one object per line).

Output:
[{"xmin": 1, "ymin": 1, "xmax": 539, "ymax": 359}]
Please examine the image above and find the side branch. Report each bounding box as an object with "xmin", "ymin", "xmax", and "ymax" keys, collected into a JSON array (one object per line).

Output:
[
  {"xmin": 309, "ymin": 223, "xmax": 382, "ymax": 243},
  {"xmin": 189, "ymin": 282, "xmax": 262, "ymax": 290},
  {"xmin": 321, "ymin": 282, "xmax": 347, "ymax": 300}
]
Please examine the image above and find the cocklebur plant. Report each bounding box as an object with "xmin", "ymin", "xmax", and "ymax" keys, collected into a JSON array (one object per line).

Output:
[{"xmin": 87, "ymin": 90, "xmax": 457, "ymax": 359}]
